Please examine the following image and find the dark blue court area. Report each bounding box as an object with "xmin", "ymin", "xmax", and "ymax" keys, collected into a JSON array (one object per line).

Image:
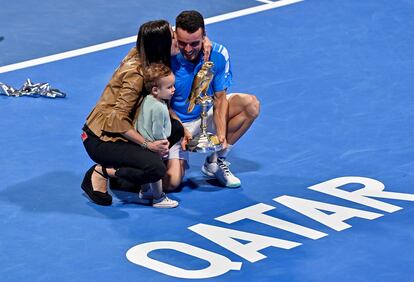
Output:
[{"xmin": 1, "ymin": 0, "xmax": 414, "ymax": 281}]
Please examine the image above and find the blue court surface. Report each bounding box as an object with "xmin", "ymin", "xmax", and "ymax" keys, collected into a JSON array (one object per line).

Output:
[{"xmin": 1, "ymin": 0, "xmax": 414, "ymax": 281}]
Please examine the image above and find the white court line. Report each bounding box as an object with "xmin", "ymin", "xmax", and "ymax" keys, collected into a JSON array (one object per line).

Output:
[
  {"xmin": 0, "ymin": 0, "xmax": 303, "ymax": 74},
  {"xmin": 256, "ymin": 0, "xmax": 276, "ymax": 4}
]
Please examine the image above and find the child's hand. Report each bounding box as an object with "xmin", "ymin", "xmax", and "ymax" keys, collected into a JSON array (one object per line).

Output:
[{"xmin": 181, "ymin": 128, "xmax": 193, "ymax": 150}]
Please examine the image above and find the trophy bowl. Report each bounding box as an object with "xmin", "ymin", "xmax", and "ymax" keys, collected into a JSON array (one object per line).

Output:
[{"xmin": 187, "ymin": 132, "xmax": 222, "ymax": 153}]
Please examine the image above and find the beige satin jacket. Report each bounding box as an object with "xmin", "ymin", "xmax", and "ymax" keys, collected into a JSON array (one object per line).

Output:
[{"xmin": 85, "ymin": 48, "xmax": 145, "ymax": 142}]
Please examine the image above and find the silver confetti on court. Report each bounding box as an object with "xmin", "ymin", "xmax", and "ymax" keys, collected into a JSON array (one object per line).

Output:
[{"xmin": 0, "ymin": 79, "xmax": 66, "ymax": 98}]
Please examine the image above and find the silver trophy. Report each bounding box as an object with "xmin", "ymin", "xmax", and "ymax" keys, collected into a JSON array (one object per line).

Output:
[{"xmin": 186, "ymin": 61, "xmax": 222, "ymax": 153}]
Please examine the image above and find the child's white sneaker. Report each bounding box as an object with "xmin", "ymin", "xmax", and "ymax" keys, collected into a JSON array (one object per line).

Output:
[{"xmin": 152, "ymin": 193, "xmax": 179, "ymax": 209}]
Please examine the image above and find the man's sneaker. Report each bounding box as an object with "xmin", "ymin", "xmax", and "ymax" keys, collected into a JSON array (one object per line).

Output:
[
  {"xmin": 152, "ymin": 193, "xmax": 179, "ymax": 209},
  {"xmin": 201, "ymin": 157, "xmax": 241, "ymax": 188}
]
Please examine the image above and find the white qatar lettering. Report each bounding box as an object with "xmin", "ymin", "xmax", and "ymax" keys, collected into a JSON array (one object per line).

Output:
[
  {"xmin": 126, "ymin": 241, "xmax": 242, "ymax": 279},
  {"xmin": 127, "ymin": 176, "xmax": 414, "ymax": 278},
  {"xmin": 188, "ymin": 223, "xmax": 301, "ymax": 262},
  {"xmin": 274, "ymin": 195, "xmax": 383, "ymax": 231},
  {"xmin": 215, "ymin": 203, "xmax": 327, "ymax": 239},
  {"xmin": 308, "ymin": 176, "xmax": 414, "ymax": 213}
]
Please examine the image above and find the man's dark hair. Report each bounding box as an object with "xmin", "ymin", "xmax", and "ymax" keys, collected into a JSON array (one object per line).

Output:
[{"xmin": 176, "ymin": 10, "xmax": 205, "ymax": 35}]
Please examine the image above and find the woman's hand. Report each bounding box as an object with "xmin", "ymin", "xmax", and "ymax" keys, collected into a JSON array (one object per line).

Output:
[
  {"xmin": 203, "ymin": 36, "xmax": 212, "ymax": 62},
  {"xmin": 122, "ymin": 129, "xmax": 169, "ymax": 156},
  {"xmin": 148, "ymin": 139, "xmax": 169, "ymax": 156},
  {"xmin": 181, "ymin": 128, "xmax": 193, "ymax": 150}
]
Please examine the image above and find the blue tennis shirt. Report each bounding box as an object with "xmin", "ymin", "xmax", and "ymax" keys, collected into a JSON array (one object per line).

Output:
[{"xmin": 170, "ymin": 42, "xmax": 232, "ymax": 123}]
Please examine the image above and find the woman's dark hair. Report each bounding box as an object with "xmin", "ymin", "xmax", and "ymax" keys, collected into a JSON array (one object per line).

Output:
[
  {"xmin": 176, "ymin": 10, "xmax": 205, "ymax": 35},
  {"xmin": 137, "ymin": 20, "xmax": 172, "ymax": 67}
]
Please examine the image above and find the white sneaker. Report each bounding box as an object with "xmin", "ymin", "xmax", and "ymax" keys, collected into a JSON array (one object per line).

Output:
[
  {"xmin": 152, "ymin": 193, "xmax": 179, "ymax": 209},
  {"xmin": 201, "ymin": 157, "xmax": 241, "ymax": 188}
]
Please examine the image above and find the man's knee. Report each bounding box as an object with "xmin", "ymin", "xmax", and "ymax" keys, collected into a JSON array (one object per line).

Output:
[
  {"xmin": 245, "ymin": 94, "xmax": 260, "ymax": 119},
  {"xmin": 230, "ymin": 93, "xmax": 260, "ymax": 119}
]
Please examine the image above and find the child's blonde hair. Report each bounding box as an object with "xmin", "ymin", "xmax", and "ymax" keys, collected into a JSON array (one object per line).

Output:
[{"xmin": 143, "ymin": 63, "xmax": 172, "ymax": 92}]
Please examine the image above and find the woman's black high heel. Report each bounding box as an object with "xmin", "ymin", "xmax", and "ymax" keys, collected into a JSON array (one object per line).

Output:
[{"xmin": 81, "ymin": 165, "xmax": 112, "ymax": 206}]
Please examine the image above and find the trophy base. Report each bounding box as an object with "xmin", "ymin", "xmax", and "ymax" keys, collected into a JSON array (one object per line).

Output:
[{"xmin": 186, "ymin": 133, "xmax": 222, "ymax": 153}]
